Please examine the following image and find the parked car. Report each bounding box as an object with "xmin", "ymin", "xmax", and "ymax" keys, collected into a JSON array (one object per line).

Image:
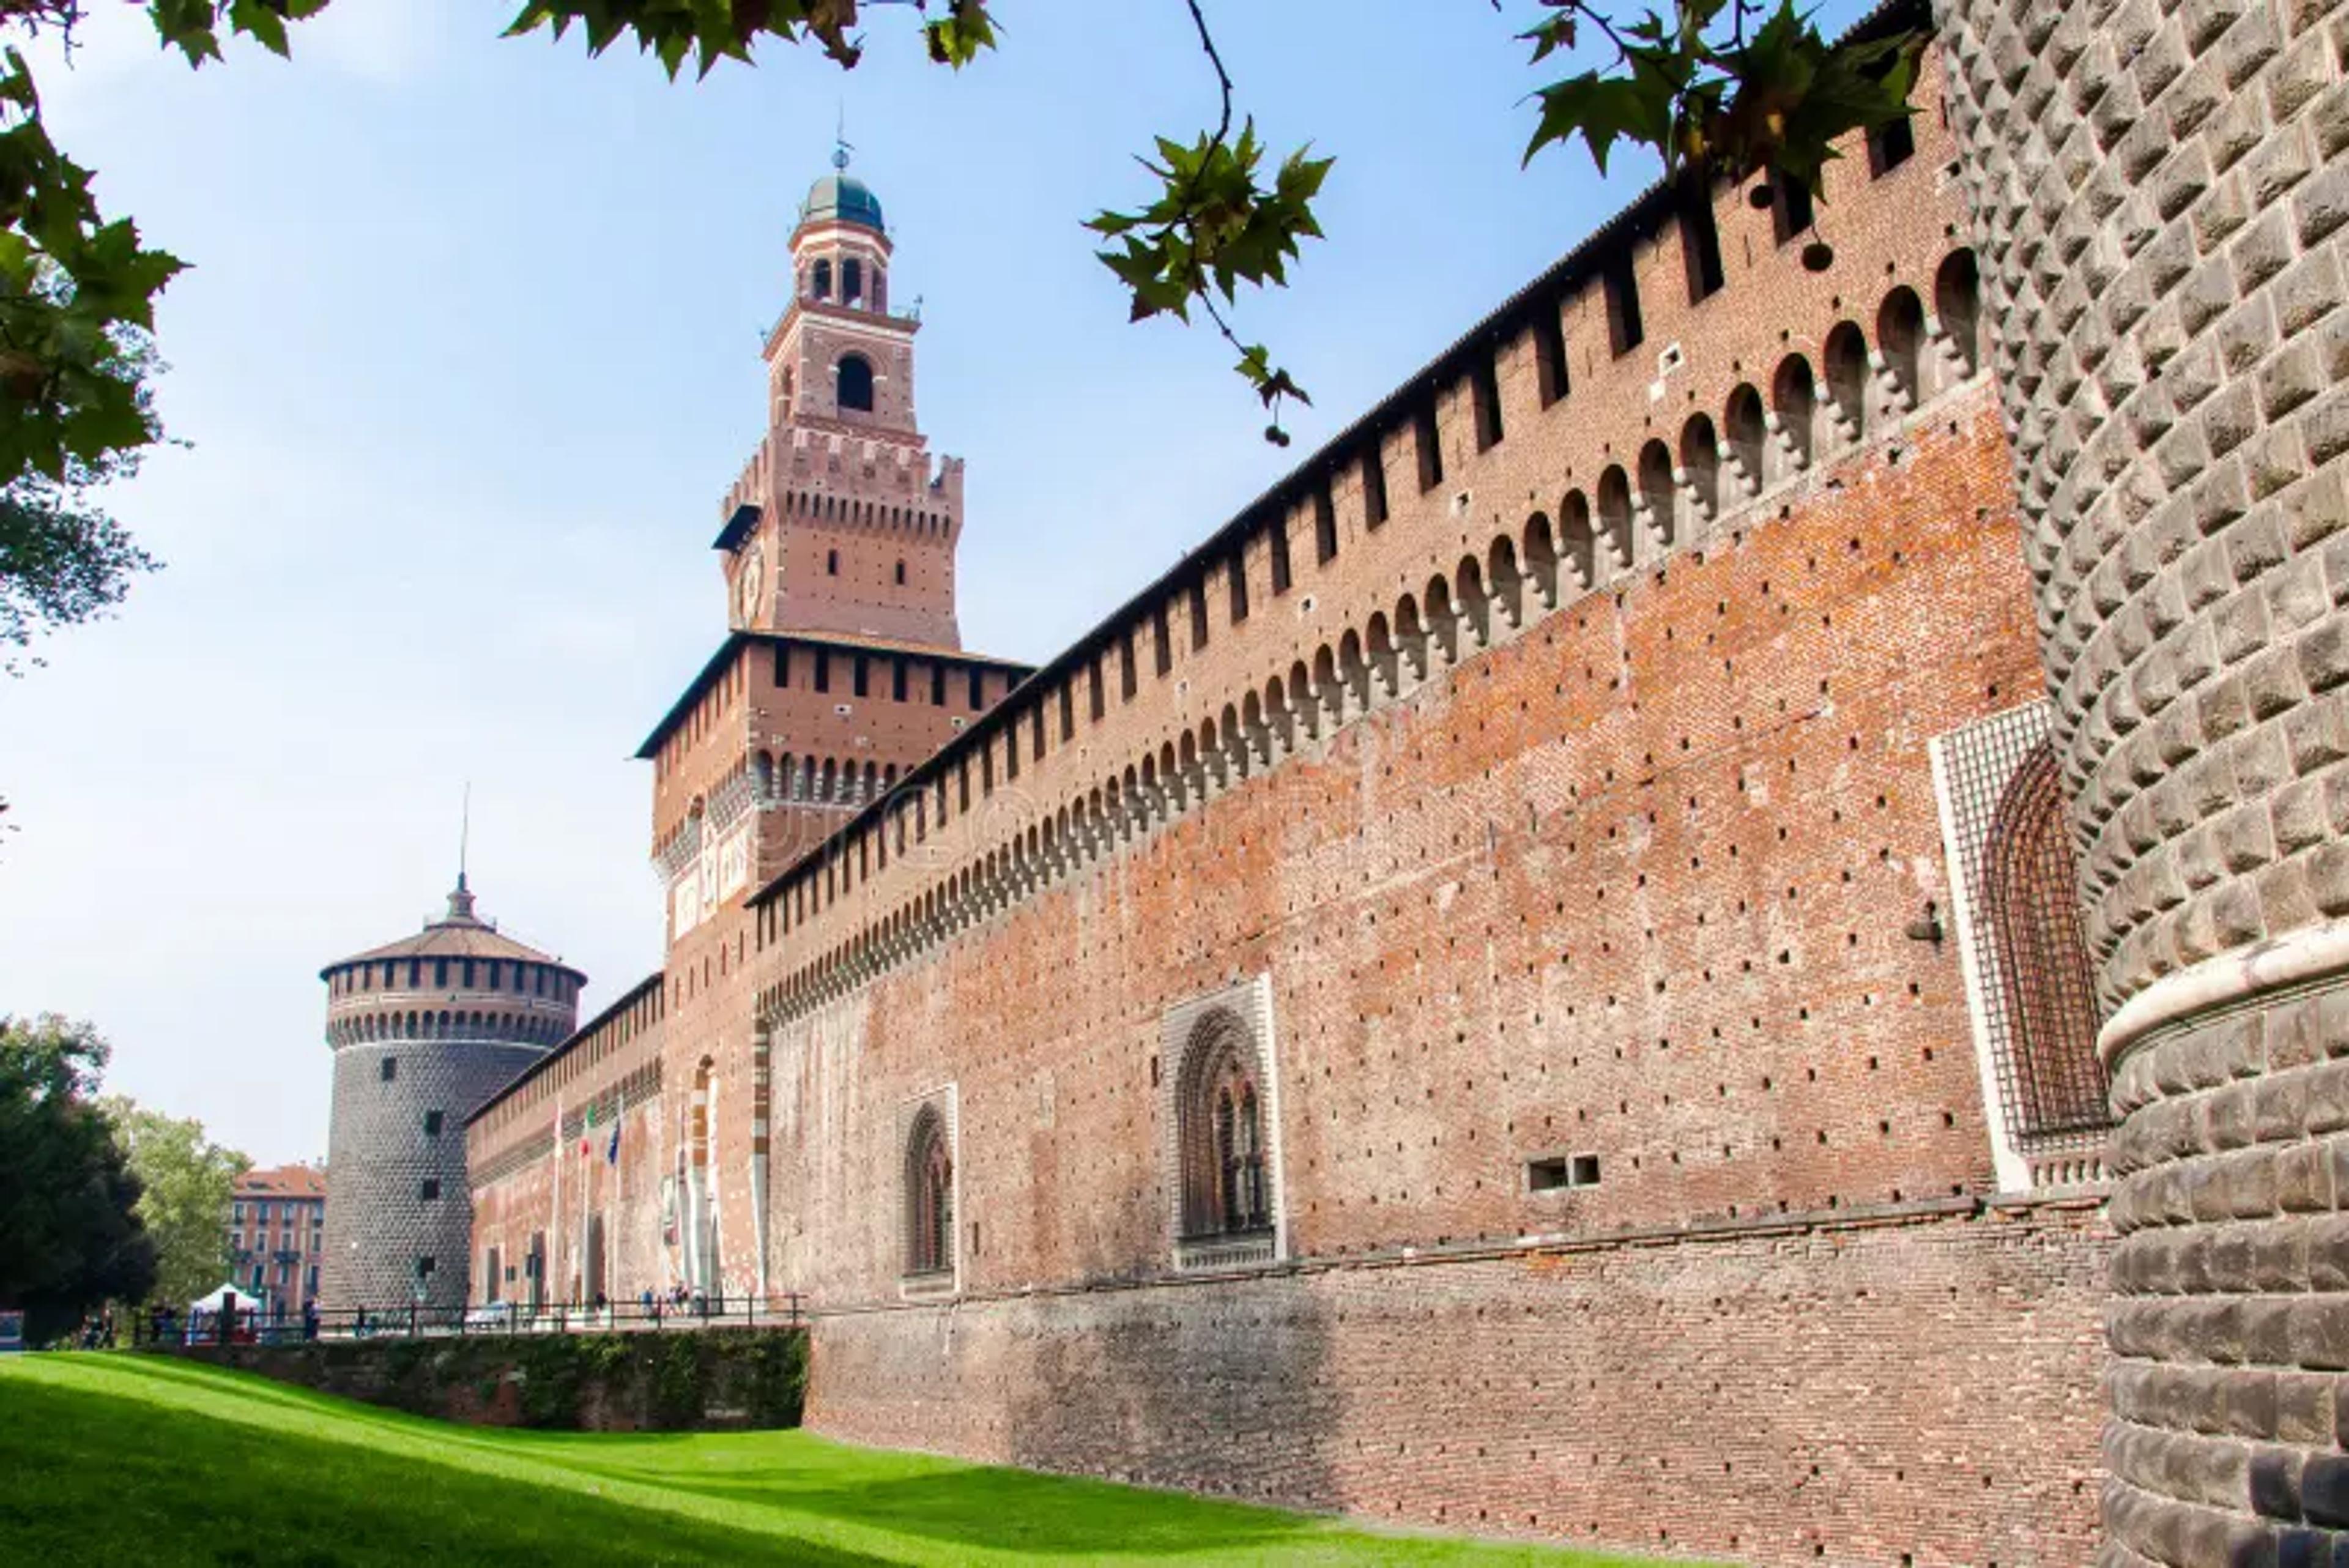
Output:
[{"xmin": 462, "ymin": 1301, "xmax": 518, "ymax": 1330}]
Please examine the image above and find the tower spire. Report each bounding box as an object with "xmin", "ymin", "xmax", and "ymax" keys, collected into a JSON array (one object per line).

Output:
[
  {"xmin": 834, "ymin": 103, "xmax": 853, "ymax": 171},
  {"xmin": 447, "ymin": 782, "xmax": 477, "ymax": 921}
]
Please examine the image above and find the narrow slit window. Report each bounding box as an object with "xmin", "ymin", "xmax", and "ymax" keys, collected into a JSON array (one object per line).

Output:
[
  {"xmin": 1268, "ymin": 518, "xmax": 1293, "ymax": 595},
  {"xmin": 1414, "ymin": 400, "xmax": 1444, "ymax": 490},
  {"xmin": 1603, "ymin": 251, "xmax": 1644, "ymax": 355},
  {"xmin": 1153, "ymin": 605, "xmax": 1172, "ymax": 676},
  {"xmin": 1313, "ymin": 485, "xmax": 1338, "ymax": 563},
  {"xmin": 1534, "ymin": 306, "xmax": 1570, "ymax": 406},
  {"xmin": 1772, "ymin": 170, "xmax": 1815, "ymax": 244},
  {"xmin": 1229, "ymin": 553, "xmax": 1252, "ymax": 622},
  {"xmin": 1680, "ymin": 177, "xmax": 1725, "ymax": 301},
  {"xmin": 1471, "ymin": 355, "xmax": 1504, "ymax": 450}
]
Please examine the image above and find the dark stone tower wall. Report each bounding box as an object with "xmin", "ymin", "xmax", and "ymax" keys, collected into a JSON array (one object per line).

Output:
[
  {"xmin": 1936, "ymin": 0, "xmax": 2349, "ymax": 1558},
  {"xmin": 320, "ymin": 1032, "xmax": 549, "ymax": 1311}
]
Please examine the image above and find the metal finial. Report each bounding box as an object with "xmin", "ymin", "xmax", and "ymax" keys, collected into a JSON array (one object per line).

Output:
[
  {"xmin": 458, "ymin": 781, "xmax": 470, "ymax": 893},
  {"xmin": 834, "ymin": 103, "xmax": 853, "ymax": 171}
]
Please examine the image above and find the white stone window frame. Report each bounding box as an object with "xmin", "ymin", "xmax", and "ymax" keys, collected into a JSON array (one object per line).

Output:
[
  {"xmin": 896, "ymin": 1082, "xmax": 960, "ymax": 1301},
  {"xmin": 1928, "ymin": 699, "xmax": 2109, "ymax": 1192},
  {"xmin": 1160, "ymin": 973, "xmax": 1288, "ymax": 1274}
]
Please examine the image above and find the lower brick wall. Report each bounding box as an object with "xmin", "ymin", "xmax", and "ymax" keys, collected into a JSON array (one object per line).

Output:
[{"xmin": 808, "ymin": 1195, "xmax": 2112, "ymax": 1567}]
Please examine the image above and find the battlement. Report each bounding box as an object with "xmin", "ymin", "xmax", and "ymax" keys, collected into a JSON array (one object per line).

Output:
[
  {"xmin": 466, "ymin": 971, "xmax": 667, "ymax": 1154},
  {"xmin": 738, "ymin": 21, "xmax": 1986, "ymax": 1019}
]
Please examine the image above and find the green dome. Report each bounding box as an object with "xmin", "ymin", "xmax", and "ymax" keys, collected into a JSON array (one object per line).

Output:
[{"xmin": 801, "ymin": 173, "xmax": 885, "ymax": 233}]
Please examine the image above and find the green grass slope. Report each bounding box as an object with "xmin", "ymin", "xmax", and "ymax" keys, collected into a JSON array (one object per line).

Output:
[{"xmin": 0, "ymin": 1354, "xmax": 1673, "ymax": 1567}]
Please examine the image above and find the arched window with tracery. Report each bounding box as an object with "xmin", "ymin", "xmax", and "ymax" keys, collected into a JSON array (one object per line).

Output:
[
  {"xmin": 1984, "ymin": 742, "xmax": 2109, "ymax": 1139},
  {"xmin": 904, "ymin": 1105, "xmax": 953, "ymax": 1277},
  {"xmin": 1177, "ymin": 1016, "xmax": 1269, "ymax": 1241}
]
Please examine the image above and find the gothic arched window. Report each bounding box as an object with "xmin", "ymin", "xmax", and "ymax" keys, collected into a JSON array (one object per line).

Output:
[
  {"xmin": 905, "ymin": 1106, "xmax": 952, "ymax": 1276},
  {"xmin": 1984, "ymin": 742, "xmax": 2109, "ymax": 1138},
  {"xmin": 1178, "ymin": 1018, "xmax": 1270, "ymax": 1239},
  {"xmin": 837, "ymin": 353, "xmax": 875, "ymax": 413}
]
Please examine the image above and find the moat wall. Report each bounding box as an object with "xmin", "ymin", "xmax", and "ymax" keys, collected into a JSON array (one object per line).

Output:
[
  {"xmin": 161, "ymin": 1328, "xmax": 806, "ymax": 1432},
  {"xmin": 809, "ymin": 1196, "xmax": 2111, "ymax": 1567}
]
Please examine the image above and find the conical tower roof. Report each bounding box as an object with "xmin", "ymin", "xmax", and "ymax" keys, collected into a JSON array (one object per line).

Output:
[{"xmin": 319, "ymin": 875, "xmax": 582, "ymax": 979}]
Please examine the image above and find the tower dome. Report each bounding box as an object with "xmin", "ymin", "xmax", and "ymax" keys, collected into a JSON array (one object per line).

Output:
[
  {"xmin": 800, "ymin": 171, "xmax": 885, "ymax": 234},
  {"xmin": 316, "ymin": 874, "xmax": 584, "ymax": 1313}
]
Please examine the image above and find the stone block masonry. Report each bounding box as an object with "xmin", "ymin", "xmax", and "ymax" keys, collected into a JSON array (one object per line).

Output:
[{"xmin": 1939, "ymin": 0, "xmax": 2349, "ymax": 1560}]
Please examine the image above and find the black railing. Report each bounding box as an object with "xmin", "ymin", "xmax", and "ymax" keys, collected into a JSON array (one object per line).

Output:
[{"xmin": 128, "ymin": 1291, "xmax": 808, "ymax": 1348}]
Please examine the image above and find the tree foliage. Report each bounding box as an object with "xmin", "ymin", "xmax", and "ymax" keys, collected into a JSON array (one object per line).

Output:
[
  {"xmin": 100, "ymin": 1094, "xmax": 248, "ymax": 1309},
  {"xmin": 0, "ymin": 1013, "xmax": 155, "ymax": 1342}
]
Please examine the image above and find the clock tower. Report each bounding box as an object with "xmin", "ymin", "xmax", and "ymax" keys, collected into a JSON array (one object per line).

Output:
[{"xmin": 718, "ymin": 145, "xmax": 964, "ymax": 652}]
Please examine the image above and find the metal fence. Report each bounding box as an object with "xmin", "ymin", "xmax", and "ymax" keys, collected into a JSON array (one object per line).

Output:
[{"xmin": 130, "ymin": 1291, "xmax": 808, "ymax": 1349}]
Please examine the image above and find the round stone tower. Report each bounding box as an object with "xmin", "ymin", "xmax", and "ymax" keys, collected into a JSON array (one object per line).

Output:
[
  {"xmin": 318, "ymin": 876, "xmax": 584, "ymax": 1312},
  {"xmin": 1937, "ymin": 0, "xmax": 2349, "ymax": 1558}
]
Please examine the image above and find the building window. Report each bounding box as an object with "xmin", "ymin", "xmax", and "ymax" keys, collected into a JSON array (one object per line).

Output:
[
  {"xmin": 893, "ymin": 559, "xmax": 907, "ymax": 585},
  {"xmin": 1533, "ymin": 305, "xmax": 1569, "ymax": 406},
  {"xmin": 1984, "ymin": 743, "xmax": 2110, "ymax": 1139},
  {"xmin": 1603, "ymin": 250, "xmax": 1644, "ymax": 355},
  {"xmin": 1868, "ymin": 116, "xmax": 1915, "ymax": 177},
  {"xmin": 1680, "ymin": 175, "xmax": 1725, "ymax": 302},
  {"xmin": 892, "ymin": 658, "xmax": 908, "ymax": 702},
  {"xmin": 423, "ymin": 1110, "xmax": 443, "ymax": 1137},
  {"xmin": 853, "ymin": 655, "xmax": 869, "ymax": 697},
  {"xmin": 462, "ymin": 959, "xmax": 475, "ymax": 988},
  {"xmin": 416, "ymin": 1255, "xmax": 436, "ymax": 1279},
  {"xmin": 1526, "ymin": 1153, "xmax": 1602, "ymax": 1192},
  {"xmin": 843, "ymin": 257, "xmax": 864, "ymax": 305},
  {"xmin": 1470, "ymin": 355, "xmax": 1504, "ymax": 451},
  {"xmin": 434, "ymin": 959, "xmax": 449, "ymax": 988},
  {"xmin": 1413, "ymin": 399, "xmax": 1443, "ymax": 490},
  {"xmin": 812, "ymin": 258, "xmax": 832, "ymax": 299},
  {"xmin": 904, "ymin": 1105, "xmax": 953, "ymax": 1277},
  {"xmin": 930, "ymin": 663, "xmax": 946, "ymax": 706},
  {"xmin": 814, "ymin": 648, "xmax": 831, "ymax": 693},
  {"xmin": 1771, "ymin": 169, "xmax": 1816, "ymax": 245},
  {"xmin": 1267, "ymin": 517, "xmax": 1292, "ymax": 595},
  {"xmin": 1228, "ymin": 552, "xmax": 1251, "ymax": 622},
  {"xmin": 420, "ymin": 1178, "xmax": 440, "ymax": 1202},
  {"xmin": 380, "ymin": 1057, "xmax": 398, "ymax": 1083},
  {"xmin": 1152, "ymin": 605, "xmax": 1172, "ymax": 677},
  {"xmin": 1313, "ymin": 484, "xmax": 1339, "ymax": 562},
  {"xmin": 837, "ymin": 353, "xmax": 875, "ymax": 412},
  {"xmin": 1119, "ymin": 634, "xmax": 1138, "ymax": 700},
  {"xmin": 967, "ymin": 668, "xmax": 984, "ymax": 710},
  {"xmin": 826, "ymin": 548, "xmax": 839, "ymax": 576},
  {"xmin": 1188, "ymin": 579, "xmax": 1209, "ymax": 650},
  {"xmin": 1179, "ymin": 1024, "xmax": 1269, "ymax": 1240}
]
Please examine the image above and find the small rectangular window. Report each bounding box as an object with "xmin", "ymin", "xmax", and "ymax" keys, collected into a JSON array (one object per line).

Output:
[
  {"xmin": 892, "ymin": 659, "xmax": 908, "ymax": 702},
  {"xmin": 930, "ymin": 663, "xmax": 946, "ymax": 705},
  {"xmin": 416, "ymin": 1255, "xmax": 436, "ymax": 1277},
  {"xmin": 1603, "ymin": 250, "xmax": 1644, "ymax": 355},
  {"xmin": 420, "ymin": 1178, "xmax": 440, "ymax": 1202},
  {"xmin": 381, "ymin": 1057, "xmax": 398, "ymax": 1083},
  {"xmin": 1362, "ymin": 445, "xmax": 1389, "ymax": 527},
  {"xmin": 1004, "ymin": 727, "xmax": 1019, "ymax": 780},
  {"xmin": 853, "ymin": 655, "xmax": 870, "ymax": 698},
  {"xmin": 1189, "ymin": 580, "xmax": 1209, "ymax": 650},
  {"xmin": 423, "ymin": 1110, "xmax": 443, "ymax": 1137},
  {"xmin": 968, "ymin": 668, "xmax": 984, "ymax": 710},
  {"xmin": 434, "ymin": 959, "xmax": 448, "ymax": 987},
  {"xmin": 1228, "ymin": 553, "xmax": 1251, "ymax": 622},
  {"xmin": 1119, "ymin": 634, "xmax": 1138, "ymax": 700},
  {"xmin": 1413, "ymin": 400, "xmax": 1443, "ymax": 491},
  {"xmin": 1313, "ymin": 485, "xmax": 1338, "ymax": 562},
  {"xmin": 1868, "ymin": 117, "xmax": 1915, "ymax": 177},
  {"xmin": 1059, "ymin": 682, "xmax": 1075, "ymax": 741},
  {"xmin": 1533, "ymin": 307, "xmax": 1569, "ymax": 406},
  {"xmin": 774, "ymin": 645, "xmax": 790, "ymax": 687},
  {"xmin": 461, "ymin": 959, "xmax": 475, "ymax": 989},
  {"xmin": 1031, "ymin": 705, "xmax": 1046, "ymax": 761},
  {"xmin": 1089, "ymin": 662, "xmax": 1107, "ymax": 720},
  {"xmin": 1267, "ymin": 518, "xmax": 1292, "ymax": 595},
  {"xmin": 1152, "ymin": 604, "xmax": 1172, "ymax": 676},
  {"xmin": 814, "ymin": 648, "xmax": 831, "ymax": 693},
  {"xmin": 1527, "ymin": 1153, "xmax": 1602, "ymax": 1192},
  {"xmin": 1470, "ymin": 356, "xmax": 1504, "ymax": 451}
]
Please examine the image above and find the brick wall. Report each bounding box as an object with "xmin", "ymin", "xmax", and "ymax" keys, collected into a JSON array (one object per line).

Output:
[{"xmin": 809, "ymin": 1198, "xmax": 2110, "ymax": 1568}]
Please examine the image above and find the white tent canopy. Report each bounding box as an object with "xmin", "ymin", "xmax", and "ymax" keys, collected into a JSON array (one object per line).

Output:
[{"xmin": 186, "ymin": 1284, "xmax": 249, "ymax": 1313}]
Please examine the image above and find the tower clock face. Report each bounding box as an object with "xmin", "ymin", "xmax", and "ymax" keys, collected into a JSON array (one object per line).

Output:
[{"xmin": 735, "ymin": 546, "xmax": 765, "ymax": 625}]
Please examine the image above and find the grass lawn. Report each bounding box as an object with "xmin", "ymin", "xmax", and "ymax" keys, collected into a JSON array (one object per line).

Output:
[{"xmin": 0, "ymin": 1354, "xmax": 1668, "ymax": 1566}]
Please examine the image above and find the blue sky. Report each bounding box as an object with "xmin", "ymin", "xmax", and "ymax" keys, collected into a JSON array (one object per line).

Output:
[{"xmin": 0, "ymin": 0, "xmax": 1872, "ymax": 1164}]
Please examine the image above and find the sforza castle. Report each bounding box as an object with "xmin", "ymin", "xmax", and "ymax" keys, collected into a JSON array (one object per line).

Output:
[{"xmin": 332, "ymin": 1, "xmax": 2349, "ymax": 1561}]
